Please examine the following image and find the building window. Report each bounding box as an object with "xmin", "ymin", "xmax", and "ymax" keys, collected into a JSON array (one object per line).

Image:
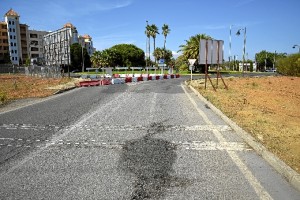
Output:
[
  {"xmin": 11, "ymin": 42, "xmax": 13, "ymax": 46},
  {"xmin": 30, "ymin": 34, "xmax": 38, "ymax": 38},
  {"xmin": 12, "ymin": 21, "xmax": 15, "ymax": 25},
  {"xmin": 11, "ymin": 50, "xmax": 14, "ymax": 54},
  {"xmin": 9, "ymin": 28, "xmax": 11, "ymax": 32},
  {"xmin": 10, "ymin": 35, "xmax": 12, "ymax": 39},
  {"xmin": 13, "ymin": 28, "xmax": 15, "ymax": 32},
  {"xmin": 9, "ymin": 21, "xmax": 11, "ymax": 25},
  {"xmin": 15, "ymin": 50, "xmax": 17, "ymax": 54},
  {"xmin": 31, "ymin": 47, "xmax": 39, "ymax": 51},
  {"xmin": 12, "ymin": 57, "xmax": 14, "ymax": 60},
  {"xmin": 14, "ymin": 43, "xmax": 16, "ymax": 46}
]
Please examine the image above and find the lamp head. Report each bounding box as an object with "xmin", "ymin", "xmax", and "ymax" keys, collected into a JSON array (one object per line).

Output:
[{"xmin": 236, "ymin": 30, "xmax": 241, "ymax": 36}]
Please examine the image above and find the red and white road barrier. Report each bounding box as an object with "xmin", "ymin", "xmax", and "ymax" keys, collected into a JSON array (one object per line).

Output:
[{"xmin": 78, "ymin": 74, "xmax": 180, "ymax": 87}]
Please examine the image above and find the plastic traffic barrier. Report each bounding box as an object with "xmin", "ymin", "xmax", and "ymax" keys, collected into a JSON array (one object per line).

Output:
[
  {"xmin": 100, "ymin": 79, "xmax": 111, "ymax": 85},
  {"xmin": 125, "ymin": 77, "xmax": 132, "ymax": 83},
  {"xmin": 79, "ymin": 80, "xmax": 100, "ymax": 87}
]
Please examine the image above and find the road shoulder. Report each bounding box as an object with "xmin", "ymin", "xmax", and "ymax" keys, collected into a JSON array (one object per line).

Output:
[{"xmin": 185, "ymin": 81, "xmax": 300, "ymax": 192}]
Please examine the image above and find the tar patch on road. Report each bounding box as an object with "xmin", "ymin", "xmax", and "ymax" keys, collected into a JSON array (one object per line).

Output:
[{"xmin": 119, "ymin": 122, "xmax": 192, "ymax": 199}]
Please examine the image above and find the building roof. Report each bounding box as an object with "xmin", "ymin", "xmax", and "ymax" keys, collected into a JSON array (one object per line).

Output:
[
  {"xmin": 5, "ymin": 8, "xmax": 19, "ymax": 17},
  {"xmin": 82, "ymin": 34, "xmax": 92, "ymax": 39},
  {"xmin": 63, "ymin": 22, "xmax": 75, "ymax": 28}
]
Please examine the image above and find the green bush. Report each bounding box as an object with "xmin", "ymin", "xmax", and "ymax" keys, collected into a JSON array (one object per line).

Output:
[
  {"xmin": 277, "ymin": 54, "xmax": 300, "ymax": 76},
  {"xmin": 179, "ymin": 63, "xmax": 188, "ymax": 72},
  {"xmin": 0, "ymin": 91, "xmax": 7, "ymax": 104}
]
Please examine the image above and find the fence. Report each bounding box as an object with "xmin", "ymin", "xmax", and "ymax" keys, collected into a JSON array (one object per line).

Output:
[
  {"xmin": 24, "ymin": 65, "xmax": 62, "ymax": 78},
  {"xmin": 0, "ymin": 64, "xmax": 25, "ymax": 74},
  {"xmin": 0, "ymin": 64, "xmax": 63, "ymax": 78}
]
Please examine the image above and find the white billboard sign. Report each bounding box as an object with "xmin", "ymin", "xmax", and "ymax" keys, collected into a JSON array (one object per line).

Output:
[{"xmin": 199, "ymin": 39, "xmax": 224, "ymax": 64}]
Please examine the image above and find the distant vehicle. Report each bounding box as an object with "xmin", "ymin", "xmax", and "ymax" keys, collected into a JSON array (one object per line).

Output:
[
  {"xmin": 265, "ymin": 69, "xmax": 276, "ymax": 72},
  {"xmin": 71, "ymin": 69, "xmax": 81, "ymax": 73}
]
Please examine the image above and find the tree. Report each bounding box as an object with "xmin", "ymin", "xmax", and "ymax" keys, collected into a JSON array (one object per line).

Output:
[
  {"xmin": 1, "ymin": 50, "xmax": 11, "ymax": 64},
  {"xmin": 277, "ymin": 54, "xmax": 300, "ymax": 76},
  {"xmin": 255, "ymin": 50, "xmax": 287, "ymax": 71},
  {"xmin": 25, "ymin": 56, "xmax": 31, "ymax": 67},
  {"xmin": 153, "ymin": 47, "xmax": 173, "ymax": 64},
  {"xmin": 83, "ymin": 49, "xmax": 91, "ymax": 69},
  {"xmin": 70, "ymin": 43, "xmax": 83, "ymax": 70},
  {"xmin": 145, "ymin": 24, "xmax": 151, "ymax": 61},
  {"xmin": 110, "ymin": 44, "xmax": 145, "ymax": 67},
  {"xmin": 162, "ymin": 24, "xmax": 170, "ymax": 50},
  {"xmin": 149, "ymin": 24, "xmax": 159, "ymax": 63},
  {"xmin": 91, "ymin": 51, "xmax": 102, "ymax": 68},
  {"xmin": 175, "ymin": 55, "xmax": 189, "ymax": 72},
  {"xmin": 178, "ymin": 34, "xmax": 213, "ymax": 72}
]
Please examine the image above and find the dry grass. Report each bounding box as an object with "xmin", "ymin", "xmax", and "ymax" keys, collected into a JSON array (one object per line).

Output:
[
  {"xmin": 190, "ymin": 76, "xmax": 300, "ymax": 173},
  {"xmin": 0, "ymin": 74, "xmax": 73, "ymax": 103}
]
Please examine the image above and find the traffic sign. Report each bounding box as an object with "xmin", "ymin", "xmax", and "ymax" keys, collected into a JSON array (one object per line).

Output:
[
  {"xmin": 158, "ymin": 59, "xmax": 165, "ymax": 64},
  {"xmin": 188, "ymin": 59, "xmax": 197, "ymax": 66}
]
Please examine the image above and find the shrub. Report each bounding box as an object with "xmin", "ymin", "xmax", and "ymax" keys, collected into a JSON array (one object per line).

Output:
[
  {"xmin": 0, "ymin": 91, "xmax": 7, "ymax": 104},
  {"xmin": 277, "ymin": 54, "xmax": 300, "ymax": 76}
]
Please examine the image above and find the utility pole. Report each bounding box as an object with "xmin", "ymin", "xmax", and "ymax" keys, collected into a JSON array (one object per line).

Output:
[
  {"xmin": 236, "ymin": 27, "xmax": 246, "ymax": 75},
  {"xmin": 229, "ymin": 25, "xmax": 232, "ymax": 70},
  {"xmin": 82, "ymin": 46, "xmax": 85, "ymax": 72},
  {"xmin": 265, "ymin": 52, "xmax": 267, "ymax": 71},
  {"xmin": 273, "ymin": 50, "xmax": 276, "ymax": 70}
]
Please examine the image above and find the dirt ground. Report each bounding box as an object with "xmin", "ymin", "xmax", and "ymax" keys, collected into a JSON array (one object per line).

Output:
[
  {"xmin": 189, "ymin": 75, "xmax": 300, "ymax": 174},
  {"xmin": 0, "ymin": 75, "xmax": 80, "ymax": 103}
]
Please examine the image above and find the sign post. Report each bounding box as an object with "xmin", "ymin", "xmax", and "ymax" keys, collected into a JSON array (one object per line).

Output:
[
  {"xmin": 159, "ymin": 59, "xmax": 165, "ymax": 74},
  {"xmin": 188, "ymin": 59, "xmax": 196, "ymax": 80}
]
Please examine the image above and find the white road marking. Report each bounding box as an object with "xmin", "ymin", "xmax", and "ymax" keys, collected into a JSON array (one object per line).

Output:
[{"xmin": 1, "ymin": 140, "xmax": 251, "ymax": 151}]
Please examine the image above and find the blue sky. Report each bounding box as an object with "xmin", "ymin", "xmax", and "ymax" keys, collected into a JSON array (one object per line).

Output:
[{"xmin": 1, "ymin": 0, "xmax": 299, "ymax": 61}]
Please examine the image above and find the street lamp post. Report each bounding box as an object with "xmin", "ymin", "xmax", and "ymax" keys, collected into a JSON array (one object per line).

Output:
[
  {"xmin": 265, "ymin": 52, "xmax": 267, "ymax": 71},
  {"xmin": 273, "ymin": 50, "xmax": 276, "ymax": 70},
  {"xmin": 233, "ymin": 55, "xmax": 238, "ymax": 71},
  {"xmin": 236, "ymin": 27, "xmax": 246, "ymax": 75},
  {"xmin": 229, "ymin": 25, "xmax": 233, "ymax": 70},
  {"xmin": 293, "ymin": 44, "xmax": 300, "ymax": 53}
]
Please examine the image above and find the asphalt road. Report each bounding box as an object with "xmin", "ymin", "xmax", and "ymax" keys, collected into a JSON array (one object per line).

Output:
[{"xmin": 0, "ymin": 77, "xmax": 299, "ymax": 199}]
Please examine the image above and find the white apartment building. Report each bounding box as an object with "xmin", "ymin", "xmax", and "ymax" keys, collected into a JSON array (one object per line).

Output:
[
  {"xmin": 43, "ymin": 23, "xmax": 79, "ymax": 66},
  {"xmin": 2, "ymin": 9, "xmax": 29, "ymax": 65},
  {"xmin": 28, "ymin": 30, "xmax": 49, "ymax": 64},
  {"xmin": 1, "ymin": 9, "xmax": 96, "ymax": 66},
  {"xmin": 79, "ymin": 34, "xmax": 95, "ymax": 56}
]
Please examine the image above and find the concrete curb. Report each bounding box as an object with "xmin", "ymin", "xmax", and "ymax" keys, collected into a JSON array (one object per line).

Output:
[
  {"xmin": 53, "ymin": 86, "xmax": 77, "ymax": 95},
  {"xmin": 185, "ymin": 81, "xmax": 300, "ymax": 192}
]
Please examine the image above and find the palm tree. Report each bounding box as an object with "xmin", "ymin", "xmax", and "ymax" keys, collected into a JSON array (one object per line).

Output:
[
  {"xmin": 145, "ymin": 24, "xmax": 151, "ymax": 61},
  {"xmin": 90, "ymin": 51, "xmax": 101, "ymax": 68},
  {"xmin": 149, "ymin": 24, "xmax": 159, "ymax": 63},
  {"xmin": 178, "ymin": 34, "xmax": 212, "ymax": 61},
  {"xmin": 162, "ymin": 24, "xmax": 170, "ymax": 50}
]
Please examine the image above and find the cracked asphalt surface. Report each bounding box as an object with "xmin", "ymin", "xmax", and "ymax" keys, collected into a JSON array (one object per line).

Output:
[{"xmin": 0, "ymin": 78, "xmax": 299, "ymax": 199}]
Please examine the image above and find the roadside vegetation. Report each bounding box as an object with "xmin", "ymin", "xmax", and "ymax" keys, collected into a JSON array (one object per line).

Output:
[
  {"xmin": 0, "ymin": 75, "xmax": 71, "ymax": 105},
  {"xmin": 189, "ymin": 76, "xmax": 300, "ymax": 174}
]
